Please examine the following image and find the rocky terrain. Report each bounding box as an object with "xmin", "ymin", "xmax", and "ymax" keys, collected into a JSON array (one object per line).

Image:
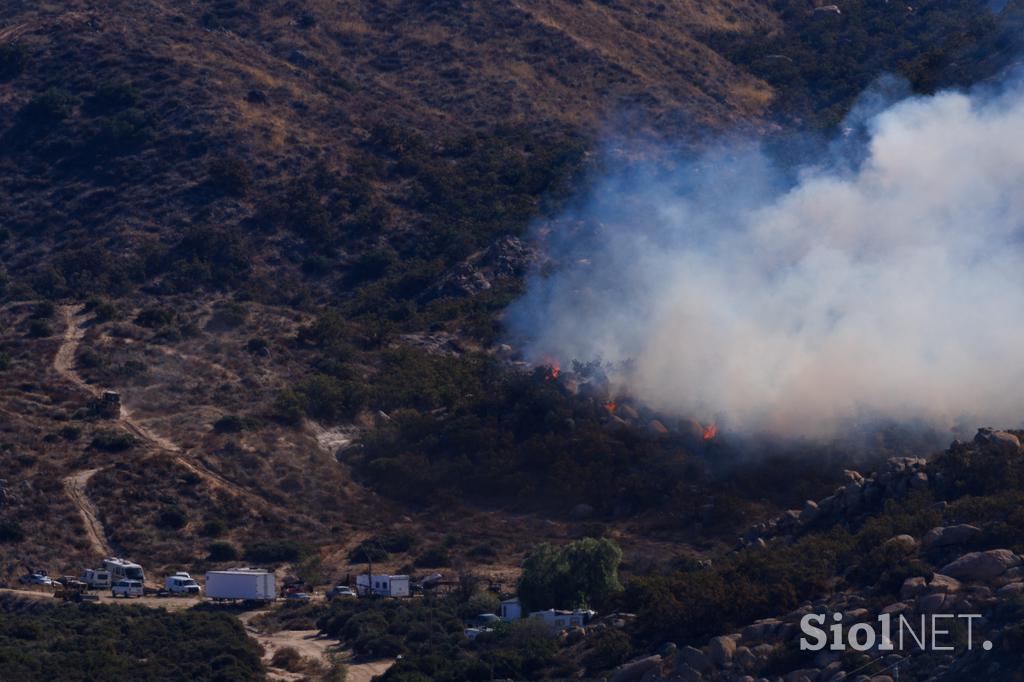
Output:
[{"xmin": 602, "ymin": 430, "xmax": 1024, "ymax": 682}]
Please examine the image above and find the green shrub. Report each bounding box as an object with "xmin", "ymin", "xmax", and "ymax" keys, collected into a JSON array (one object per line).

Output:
[
  {"xmin": 244, "ymin": 539, "xmax": 305, "ymax": 564},
  {"xmin": 213, "ymin": 415, "xmax": 247, "ymax": 433},
  {"xmin": 0, "ymin": 593, "xmax": 263, "ymax": 679},
  {"xmin": 0, "ymin": 521, "xmax": 25, "ymax": 543},
  {"xmin": 207, "ymin": 541, "xmax": 239, "ymax": 562},
  {"xmin": 414, "ymin": 546, "xmax": 451, "ymax": 568},
  {"xmin": 0, "ymin": 43, "xmax": 28, "ymax": 81},
  {"xmin": 21, "ymin": 88, "xmax": 80, "ymax": 124},
  {"xmin": 90, "ymin": 430, "xmax": 137, "ymax": 452},
  {"xmin": 135, "ymin": 306, "xmax": 176, "ymax": 328},
  {"xmin": 27, "ymin": 320, "xmax": 51, "ymax": 338},
  {"xmin": 207, "ymin": 156, "xmax": 253, "ymax": 196},
  {"xmin": 156, "ymin": 507, "xmax": 188, "ymax": 530}
]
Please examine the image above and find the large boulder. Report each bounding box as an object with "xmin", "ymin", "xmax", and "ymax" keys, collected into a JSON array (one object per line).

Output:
[
  {"xmin": 922, "ymin": 525, "xmax": 982, "ymax": 548},
  {"xmin": 974, "ymin": 427, "xmax": 1022, "ymax": 453},
  {"xmin": 940, "ymin": 550, "xmax": 1022, "ymax": 582},
  {"xmin": 609, "ymin": 655, "xmax": 662, "ymax": 682},
  {"xmin": 884, "ymin": 534, "xmax": 919, "ymax": 554},
  {"xmin": 900, "ymin": 577, "xmax": 927, "ymax": 600},
  {"xmin": 678, "ymin": 646, "xmax": 713, "ymax": 673},
  {"xmin": 708, "ymin": 635, "xmax": 738, "ymax": 666},
  {"xmin": 927, "ymin": 574, "xmax": 962, "ymax": 594}
]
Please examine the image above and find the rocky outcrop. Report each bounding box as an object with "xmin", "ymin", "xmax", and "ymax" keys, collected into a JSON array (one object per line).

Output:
[
  {"xmin": 940, "ymin": 549, "xmax": 1022, "ymax": 582},
  {"xmin": 922, "ymin": 524, "xmax": 982, "ymax": 548},
  {"xmin": 740, "ymin": 456, "xmax": 932, "ymax": 548}
]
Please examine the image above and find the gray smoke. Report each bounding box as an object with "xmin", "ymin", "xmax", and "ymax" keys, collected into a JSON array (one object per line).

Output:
[{"xmin": 507, "ymin": 79, "xmax": 1024, "ymax": 439}]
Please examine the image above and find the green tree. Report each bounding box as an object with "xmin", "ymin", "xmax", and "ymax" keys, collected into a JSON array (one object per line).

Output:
[{"xmin": 517, "ymin": 537, "xmax": 623, "ymax": 611}]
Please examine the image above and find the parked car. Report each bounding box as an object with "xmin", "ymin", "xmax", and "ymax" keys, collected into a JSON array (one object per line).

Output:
[
  {"xmin": 285, "ymin": 592, "xmax": 311, "ymax": 603},
  {"xmin": 326, "ymin": 585, "xmax": 356, "ymax": 601},
  {"xmin": 18, "ymin": 571, "xmax": 52, "ymax": 586},
  {"xmin": 111, "ymin": 580, "xmax": 144, "ymax": 598}
]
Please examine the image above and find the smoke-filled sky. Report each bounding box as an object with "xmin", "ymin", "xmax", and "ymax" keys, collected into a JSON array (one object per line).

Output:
[{"xmin": 507, "ymin": 78, "xmax": 1024, "ymax": 439}]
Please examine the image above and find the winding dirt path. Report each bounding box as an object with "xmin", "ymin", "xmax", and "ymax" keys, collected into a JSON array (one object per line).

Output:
[
  {"xmin": 62, "ymin": 468, "xmax": 111, "ymax": 558},
  {"xmin": 53, "ymin": 304, "xmax": 274, "ymax": 524}
]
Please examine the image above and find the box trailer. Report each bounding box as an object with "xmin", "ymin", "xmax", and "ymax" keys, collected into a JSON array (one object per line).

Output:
[{"xmin": 205, "ymin": 569, "xmax": 276, "ymax": 601}]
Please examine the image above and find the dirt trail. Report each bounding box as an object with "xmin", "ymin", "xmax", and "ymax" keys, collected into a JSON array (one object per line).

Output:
[
  {"xmin": 238, "ymin": 610, "xmax": 338, "ymax": 681},
  {"xmin": 237, "ymin": 610, "xmax": 394, "ymax": 682},
  {"xmin": 54, "ymin": 304, "xmax": 100, "ymax": 397},
  {"xmin": 53, "ymin": 304, "xmax": 273, "ymax": 520},
  {"xmin": 62, "ymin": 468, "xmax": 112, "ymax": 558}
]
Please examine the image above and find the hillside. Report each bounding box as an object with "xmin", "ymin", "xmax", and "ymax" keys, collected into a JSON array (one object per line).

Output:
[{"xmin": 2, "ymin": 1, "xmax": 1024, "ymax": 678}]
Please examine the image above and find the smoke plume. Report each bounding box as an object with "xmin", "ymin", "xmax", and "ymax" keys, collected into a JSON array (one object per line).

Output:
[{"xmin": 507, "ymin": 78, "xmax": 1024, "ymax": 439}]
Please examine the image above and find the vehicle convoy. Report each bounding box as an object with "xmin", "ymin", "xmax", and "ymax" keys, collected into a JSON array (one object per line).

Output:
[
  {"xmin": 111, "ymin": 580, "xmax": 144, "ymax": 598},
  {"xmin": 205, "ymin": 569, "xmax": 275, "ymax": 602},
  {"xmin": 103, "ymin": 558, "xmax": 145, "ymax": 584},
  {"xmin": 82, "ymin": 568, "xmax": 112, "ymax": 589},
  {"xmin": 163, "ymin": 572, "xmax": 201, "ymax": 596}
]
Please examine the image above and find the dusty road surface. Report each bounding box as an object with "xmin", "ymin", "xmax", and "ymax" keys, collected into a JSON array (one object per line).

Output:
[
  {"xmin": 0, "ymin": 587, "xmax": 202, "ymax": 611},
  {"xmin": 239, "ymin": 609, "xmax": 342, "ymax": 681},
  {"xmin": 62, "ymin": 468, "xmax": 111, "ymax": 557}
]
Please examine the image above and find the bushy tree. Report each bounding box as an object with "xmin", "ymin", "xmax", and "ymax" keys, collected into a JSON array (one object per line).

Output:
[{"xmin": 517, "ymin": 537, "xmax": 623, "ymax": 611}]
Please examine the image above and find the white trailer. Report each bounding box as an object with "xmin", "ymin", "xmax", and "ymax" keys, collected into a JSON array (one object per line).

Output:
[
  {"xmin": 205, "ymin": 569, "xmax": 276, "ymax": 601},
  {"xmin": 356, "ymin": 573, "xmax": 410, "ymax": 597}
]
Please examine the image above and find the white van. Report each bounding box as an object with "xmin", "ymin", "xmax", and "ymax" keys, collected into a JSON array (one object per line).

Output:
[
  {"xmin": 164, "ymin": 572, "xmax": 201, "ymax": 595},
  {"xmin": 111, "ymin": 580, "xmax": 144, "ymax": 598}
]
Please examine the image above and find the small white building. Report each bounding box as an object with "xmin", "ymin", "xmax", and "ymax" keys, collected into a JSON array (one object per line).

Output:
[
  {"xmin": 356, "ymin": 573, "xmax": 410, "ymax": 597},
  {"xmin": 529, "ymin": 608, "xmax": 595, "ymax": 631},
  {"xmin": 500, "ymin": 597, "xmax": 522, "ymax": 621}
]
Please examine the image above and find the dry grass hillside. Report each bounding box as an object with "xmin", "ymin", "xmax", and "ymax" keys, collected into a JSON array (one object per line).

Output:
[{"xmin": 1, "ymin": 0, "xmax": 1017, "ymax": 587}]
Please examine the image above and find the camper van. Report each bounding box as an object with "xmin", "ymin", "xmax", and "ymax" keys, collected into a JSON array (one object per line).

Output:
[
  {"xmin": 82, "ymin": 568, "xmax": 112, "ymax": 589},
  {"xmin": 103, "ymin": 558, "xmax": 145, "ymax": 584}
]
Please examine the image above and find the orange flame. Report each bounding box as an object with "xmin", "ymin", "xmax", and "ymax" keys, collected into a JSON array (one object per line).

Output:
[
  {"xmin": 541, "ymin": 355, "xmax": 560, "ymax": 379},
  {"xmin": 605, "ymin": 401, "xmax": 617, "ymax": 413},
  {"xmin": 702, "ymin": 423, "xmax": 718, "ymax": 441}
]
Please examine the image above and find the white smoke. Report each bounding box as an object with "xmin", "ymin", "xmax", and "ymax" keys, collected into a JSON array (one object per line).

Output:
[{"xmin": 507, "ymin": 78, "xmax": 1024, "ymax": 439}]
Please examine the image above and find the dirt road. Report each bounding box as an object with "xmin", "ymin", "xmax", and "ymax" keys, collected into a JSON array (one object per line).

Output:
[
  {"xmin": 62, "ymin": 468, "xmax": 111, "ymax": 557},
  {"xmin": 53, "ymin": 304, "xmax": 272, "ymax": 510}
]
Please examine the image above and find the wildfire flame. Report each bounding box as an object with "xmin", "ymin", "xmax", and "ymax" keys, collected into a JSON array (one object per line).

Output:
[
  {"xmin": 605, "ymin": 401, "xmax": 617, "ymax": 413},
  {"xmin": 541, "ymin": 355, "xmax": 560, "ymax": 379},
  {"xmin": 702, "ymin": 423, "xmax": 718, "ymax": 441}
]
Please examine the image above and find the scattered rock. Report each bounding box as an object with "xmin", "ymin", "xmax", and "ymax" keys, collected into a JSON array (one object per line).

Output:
[
  {"xmin": 708, "ymin": 635, "xmax": 738, "ymax": 666},
  {"xmin": 884, "ymin": 534, "xmax": 919, "ymax": 554},
  {"xmin": 940, "ymin": 550, "xmax": 1021, "ymax": 582},
  {"xmin": 996, "ymin": 582, "xmax": 1024, "ymax": 598},
  {"xmin": 901, "ymin": 577, "xmax": 927, "ymax": 600},
  {"xmin": 570, "ymin": 503, "xmax": 595, "ymax": 520},
  {"xmin": 648, "ymin": 419, "xmax": 670, "ymax": 437},
  {"xmin": 610, "ymin": 655, "xmax": 662, "ymax": 682},
  {"xmin": 927, "ymin": 574, "xmax": 962, "ymax": 594},
  {"xmin": 922, "ymin": 525, "xmax": 982, "ymax": 548},
  {"xmin": 678, "ymin": 646, "xmax": 713, "ymax": 673},
  {"xmin": 974, "ymin": 428, "xmax": 1021, "ymax": 453}
]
